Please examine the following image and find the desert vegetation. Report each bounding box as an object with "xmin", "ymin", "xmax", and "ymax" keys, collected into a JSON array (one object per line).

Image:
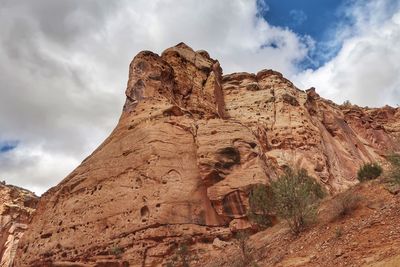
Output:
[
  {"xmin": 335, "ymin": 226, "xmax": 344, "ymax": 238},
  {"xmin": 109, "ymin": 246, "xmax": 123, "ymax": 258},
  {"xmin": 271, "ymin": 167, "xmax": 325, "ymax": 234},
  {"xmin": 357, "ymin": 163, "xmax": 382, "ymax": 182},
  {"xmin": 388, "ymin": 153, "xmax": 400, "ymax": 184},
  {"xmin": 248, "ymin": 184, "xmax": 273, "ymax": 228},
  {"xmin": 248, "ymin": 167, "xmax": 325, "ymax": 234},
  {"xmin": 234, "ymin": 232, "xmax": 258, "ymax": 267},
  {"xmin": 342, "ymin": 100, "xmax": 352, "ymax": 107},
  {"xmin": 331, "ymin": 190, "xmax": 362, "ymax": 219}
]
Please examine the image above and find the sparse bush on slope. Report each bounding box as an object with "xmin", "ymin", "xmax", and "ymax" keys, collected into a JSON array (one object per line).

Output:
[
  {"xmin": 235, "ymin": 232, "xmax": 254, "ymax": 267},
  {"xmin": 357, "ymin": 163, "xmax": 382, "ymax": 182},
  {"xmin": 331, "ymin": 190, "xmax": 362, "ymax": 219},
  {"xmin": 271, "ymin": 167, "xmax": 325, "ymax": 234},
  {"xmin": 109, "ymin": 246, "xmax": 123, "ymax": 258},
  {"xmin": 248, "ymin": 184, "xmax": 273, "ymax": 228},
  {"xmin": 388, "ymin": 153, "xmax": 400, "ymax": 184},
  {"xmin": 342, "ymin": 100, "xmax": 352, "ymax": 107}
]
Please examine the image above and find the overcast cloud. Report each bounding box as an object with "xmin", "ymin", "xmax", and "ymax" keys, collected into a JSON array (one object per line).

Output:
[{"xmin": 0, "ymin": 0, "xmax": 399, "ymax": 194}]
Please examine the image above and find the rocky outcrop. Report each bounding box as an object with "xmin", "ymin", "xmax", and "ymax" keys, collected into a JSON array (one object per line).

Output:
[
  {"xmin": 0, "ymin": 182, "xmax": 37, "ymax": 267},
  {"xmin": 223, "ymin": 76, "xmax": 400, "ymax": 192},
  {"xmin": 14, "ymin": 43, "xmax": 400, "ymax": 266}
]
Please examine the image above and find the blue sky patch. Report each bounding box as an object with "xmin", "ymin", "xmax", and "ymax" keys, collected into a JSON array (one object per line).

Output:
[
  {"xmin": 258, "ymin": 0, "xmax": 349, "ymax": 69},
  {"xmin": 0, "ymin": 141, "xmax": 18, "ymax": 153}
]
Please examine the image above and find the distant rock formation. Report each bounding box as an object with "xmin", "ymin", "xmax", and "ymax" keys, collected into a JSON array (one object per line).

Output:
[
  {"xmin": 14, "ymin": 43, "xmax": 400, "ymax": 266},
  {"xmin": 0, "ymin": 182, "xmax": 37, "ymax": 267}
]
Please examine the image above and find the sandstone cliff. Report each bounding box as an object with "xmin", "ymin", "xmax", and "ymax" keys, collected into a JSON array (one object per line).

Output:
[
  {"xmin": 0, "ymin": 182, "xmax": 37, "ymax": 267},
  {"xmin": 14, "ymin": 43, "xmax": 400, "ymax": 266}
]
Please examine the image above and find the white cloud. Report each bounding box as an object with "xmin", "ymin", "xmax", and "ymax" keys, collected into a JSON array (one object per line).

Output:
[
  {"xmin": 294, "ymin": 0, "xmax": 400, "ymax": 107},
  {"xmin": 0, "ymin": 0, "xmax": 312, "ymax": 194},
  {"xmin": 0, "ymin": 145, "xmax": 79, "ymax": 194}
]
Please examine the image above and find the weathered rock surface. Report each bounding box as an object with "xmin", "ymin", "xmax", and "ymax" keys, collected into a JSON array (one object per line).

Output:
[
  {"xmin": 14, "ymin": 43, "xmax": 400, "ymax": 266},
  {"xmin": 0, "ymin": 182, "xmax": 37, "ymax": 267}
]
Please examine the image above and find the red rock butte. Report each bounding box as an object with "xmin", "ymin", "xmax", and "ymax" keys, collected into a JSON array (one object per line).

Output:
[{"xmin": 13, "ymin": 43, "xmax": 400, "ymax": 266}]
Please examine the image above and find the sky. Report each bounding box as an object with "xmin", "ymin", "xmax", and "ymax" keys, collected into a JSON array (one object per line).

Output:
[{"xmin": 1, "ymin": 0, "xmax": 400, "ymax": 194}]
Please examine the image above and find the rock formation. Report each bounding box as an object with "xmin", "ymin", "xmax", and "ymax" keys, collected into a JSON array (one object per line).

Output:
[
  {"xmin": 0, "ymin": 182, "xmax": 37, "ymax": 267},
  {"xmin": 14, "ymin": 43, "xmax": 400, "ymax": 266}
]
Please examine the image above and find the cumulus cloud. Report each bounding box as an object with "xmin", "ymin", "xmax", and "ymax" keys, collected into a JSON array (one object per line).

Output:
[
  {"xmin": 294, "ymin": 0, "xmax": 400, "ymax": 107},
  {"xmin": 0, "ymin": 0, "xmax": 312, "ymax": 194}
]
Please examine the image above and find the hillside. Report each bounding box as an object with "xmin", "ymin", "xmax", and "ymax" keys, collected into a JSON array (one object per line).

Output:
[{"xmin": 203, "ymin": 180, "xmax": 400, "ymax": 267}]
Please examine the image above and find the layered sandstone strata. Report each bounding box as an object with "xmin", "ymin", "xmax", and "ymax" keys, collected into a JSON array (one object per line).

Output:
[
  {"xmin": 15, "ymin": 43, "xmax": 400, "ymax": 266},
  {"xmin": 0, "ymin": 182, "xmax": 37, "ymax": 267}
]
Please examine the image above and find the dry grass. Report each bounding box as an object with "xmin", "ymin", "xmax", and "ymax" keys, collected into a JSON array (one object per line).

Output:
[{"xmin": 331, "ymin": 190, "xmax": 362, "ymax": 220}]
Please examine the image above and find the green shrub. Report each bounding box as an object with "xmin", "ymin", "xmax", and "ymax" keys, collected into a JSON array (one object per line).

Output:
[
  {"xmin": 388, "ymin": 154, "xmax": 400, "ymax": 184},
  {"xmin": 248, "ymin": 184, "xmax": 273, "ymax": 228},
  {"xmin": 109, "ymin": 246, "xmax": 123, "ymax": 258},
  {"xmin": 335, "ymin": 226, "xmax": 343, "ymax": 238},
  {"xmin": 342, "ymin": 100, "xmax": 352, "ymax": 107},
  {"xmin": 271, "ymin": 168, "xmax": 325, "ymax": 234},
  {"xmin": 357, "ymin": 163, "xmax": 382, "ymax": 182}
]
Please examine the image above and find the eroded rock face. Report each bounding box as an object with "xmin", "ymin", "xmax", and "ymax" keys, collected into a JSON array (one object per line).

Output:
[
  {"xmin": 223, "ymin": 76, "xmax": 400, "ymax": 192},
  {"xmin": 15, "ymin": 43, "xmax": 400, "ymax": 266},
  {"xmin": 0, "ymin": 182, "xmax": 37, "ymax": 267}
]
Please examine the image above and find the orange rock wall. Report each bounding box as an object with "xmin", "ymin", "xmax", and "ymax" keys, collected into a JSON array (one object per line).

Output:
[
  {"xmin": 0, "ymin": 183, "xmax": 37, "ymax": 267},
  {"xmin": 14, "ymin": 43, "xmax": 400, "ymax": 266}
]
